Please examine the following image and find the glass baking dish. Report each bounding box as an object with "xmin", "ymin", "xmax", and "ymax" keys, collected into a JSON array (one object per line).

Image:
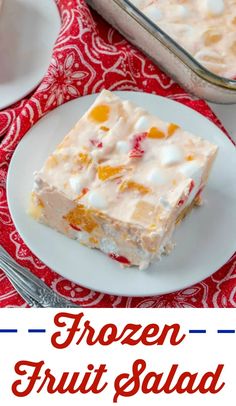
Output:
[{"xmin": 87, "ymin": 0, "xmax": 236, "ymax": 104}]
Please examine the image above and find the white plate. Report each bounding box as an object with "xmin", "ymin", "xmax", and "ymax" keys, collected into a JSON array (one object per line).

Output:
[
  {"xmin": 7, "ymin": 92, "xmax": 236, "ymax": 297},
  {"xmin": 0, "ymin": 0, "xmax": 60, "ymax": 109}
]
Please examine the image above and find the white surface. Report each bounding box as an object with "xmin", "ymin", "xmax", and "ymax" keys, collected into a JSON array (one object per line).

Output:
[
  {"xmin": 1, "ymin": 309, "xmax": 236, "ymax": 406},
  {"xmin": 0, "ymin": 0, "xmax": 60, "ymax": 110},
  {"xmin": 209, "ymin": 103, "xmax": 236, "ymax": 143},
  {"xmin": 7, "ymin": 92, "xmax": 236, "ymax": 297}
]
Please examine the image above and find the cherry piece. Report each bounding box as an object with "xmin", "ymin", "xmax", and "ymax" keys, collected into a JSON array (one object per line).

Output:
[
  {"xmin": 70, "ymin": 224, "xmax": 82, "ymax": 232},
  {"xmin": 129, "ymin": 132, "xmax": 147, "ymax": 158},
  {"xmin": 109, "ymin": 253, "xmax": 131, "ymax": 265}
]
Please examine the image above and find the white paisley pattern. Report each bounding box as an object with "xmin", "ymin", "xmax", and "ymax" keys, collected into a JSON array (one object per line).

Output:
[
  {"xmin": 0, "ymin": 0, "xmax": 235, "ymax": 308},
  {"xmin": 39, "ymin": 53, "xmax": 89, "ymax": 108}
]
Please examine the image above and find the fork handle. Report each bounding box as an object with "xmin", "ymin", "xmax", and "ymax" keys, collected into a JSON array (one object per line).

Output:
[
  {"xmin": 0, "ymin": 246, "xmax": 80, "ymax": 308},
  {"xmin": 6, "ymin": 274, "xmax": 43, "ymax": 307}
]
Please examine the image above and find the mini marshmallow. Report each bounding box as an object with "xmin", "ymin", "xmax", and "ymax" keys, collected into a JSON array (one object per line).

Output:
[
  {"xmin": 178, "ymin": 161, "xmax": 202, "ymax": 179},
  {"xmin": 69, "ymin": 176, "xmax": 83, "ymax": 195},
  {"xmin": 90, "ymin": 149, "xmax": 104, "ymax": 161},
  {"xmin": 178, "ymin": 161, "xmax": 202, "ymax": 201},
  {"xmin": 64, "ymin": 163, "xmax": 73, "ymax": 171},
  {"xmin": 116, "ymin": 140, "xmax": 130, "ymax": 154},
  {"xmin": 147, "ymin": 168, "xmax": 168, "ymax": 185},
  {"xmin": 159, "ymin": 196, "xmax": 171, "ymax": 210},
  {"xmin": 204, "ymin": 0, "xmax": 225, "ymax": 16},
  {"xmin": 175, "ymin": 5, "xmax": 189, "ymax": 19},
  {"xmin": 160, "ymin": 145, "xmax": 184, "ymax": 167},
  {"xmin": 134, "ymin": 116, "xmax": 150, "ymax": 132},
  {"xmin": 88, "ymin": 190, "xmax": 108, "ymax": 210},
  {"xmin": 144, "ymin": 5, "xmax": 163, "ymax": 22}
]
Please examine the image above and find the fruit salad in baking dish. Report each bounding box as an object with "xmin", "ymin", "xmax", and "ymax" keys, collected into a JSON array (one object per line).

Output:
[{"xmin": 130, "ymin": 0, "xmax": 236, "ymax": 78}]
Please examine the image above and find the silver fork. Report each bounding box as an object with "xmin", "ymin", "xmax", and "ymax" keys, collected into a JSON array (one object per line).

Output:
[{"xmin": 0, "ymin": 246, "xmax": 80, "ymax": 308}]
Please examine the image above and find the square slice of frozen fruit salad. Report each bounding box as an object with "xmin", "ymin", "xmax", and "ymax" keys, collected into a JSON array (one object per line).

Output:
[{"xmin": 30, "ymin": 90, "xmax": 218, "ymax": 270}]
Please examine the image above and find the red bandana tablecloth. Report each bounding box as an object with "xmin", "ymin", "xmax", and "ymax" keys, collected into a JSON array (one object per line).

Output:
[{"xmin": 0, "ymin": 0, "xmax": 235, "ymax": 308}]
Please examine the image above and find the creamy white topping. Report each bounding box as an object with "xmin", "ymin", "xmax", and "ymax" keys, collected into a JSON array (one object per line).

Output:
[
  {"xmin": 100, "ymin": 238, "xmax": 119, "ymax": 254},
  {"xmin": 204, "ymin": 0, "xmax": 225, "ymax": 16},
  {"xmin": 159, "ymin": 196, "xmax": 171, "ymax": 210},
  {"xmin": 116, "ymin": 140, "xmax": 130, "ymax": 154},
  {"xmin": 160, "ymin": 145, "xmax": 184, "ymax": 167},
  {"xmin": 178, "ymin": 161, "xmax": 202, "ymax": 179},
  {"xmin": 38, "ymin": 90, "xmax": 217, "ymax": 228},
  {"xmin": 147, "ymin": 168, "xmax": 168, "ymax": 185},
  {"xmin": 175, "ymin": 5, "xmax": 189, "ymax": 19},
  {"xmin": 90, "ymin": 149, "xmax": 104, "ymax": 161},
  {"xmin": 178, "ymin": 162, "xmax": 203, "ymax": 208},
  {"xmin": 145, "ymin": 5, "xmax": 163, "ymax": 22}
]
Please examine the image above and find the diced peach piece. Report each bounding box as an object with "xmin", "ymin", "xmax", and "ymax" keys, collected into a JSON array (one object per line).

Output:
[
  {"xmin": 65, "ymin": 205, "xmax": 98, "ymax": 233},
  {"xmin": 97, "ymin": 165, "xmax": 125, "ymax": 181},
  {"xmin": 204, "ymin": 30, "xmax": 222, "ymax": 46},
  {"xmin": 78, "ymin": 152, "xmax": 92, "ymax": 166},
  {"xmin": 168, "ymin": 123, "xmax": 180, "ymax": 137},
  {"xmin": 132, "ymin": 201, "xmax": 156, "ymax": 224},
  {"xmin": 100, "ymin": 126, "xmax": 110, "ymax": 132},
  {"xmin": 202, "ymin": 54, "xmax": 224, "ymax": 63},
  {"xmin": 231, "ymin": 41, "xmax": 236, "ymax": 54},
  {"xmin": 89, "ymin": 236, "xmax": 99, "ymax": 245},
  {"xmin": 28, "ymin": 193, "xmax": 44, "ymax": 220},
  {"xmin": 46, "ymin": 155, "xmax": 58, "ymax": 169},
  {"xmin": 119, "ymin": 181, "xmax": 151, "ymax": 195},
  {"xmin": 186, "ymin": 155, "xmax": 194, "ymax": 161},
  {"xmin": 147, "ymin": 127, "xmax": 165, "ymax": 139},
  {"xmin": 89, "ymin": 105, "xmax": 110, "ymax": 123}
]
